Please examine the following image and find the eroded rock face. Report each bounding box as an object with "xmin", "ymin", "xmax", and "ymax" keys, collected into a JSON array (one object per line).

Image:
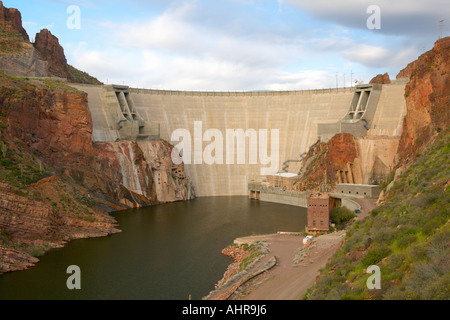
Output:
[
  {"xmin": 369, "ymin": 72, "xmax": 391, "ymax": 85},
  {"xmin": 33, "ymin": 29, "xmax": 69, "ymax": 79},
  {"xmin": 0, "ymin": 179, "xmax": 121, "ymax": 273},
  {"xmin": 0, "ymin": 1, "xmax": 29, "ymax": 41},
  {"xmin": 295, "ymin": 133, "xmax": 362, "ymax": 192},
  {"xmin": 0, "ymin": 76, "xmax": 193, "ymax": 273},
  {"xmin": 2, "ymin": 80, "xmax": 192, "ymax": 207},
  {"xmin": 395, "ymin": 37, "xmax": 450, "ymax": 168}
]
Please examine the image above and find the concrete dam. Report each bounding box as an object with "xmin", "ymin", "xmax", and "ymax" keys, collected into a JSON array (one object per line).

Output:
[{"xmin": 72, "ymin": 80, "xmax": 407, "ymax": 197}]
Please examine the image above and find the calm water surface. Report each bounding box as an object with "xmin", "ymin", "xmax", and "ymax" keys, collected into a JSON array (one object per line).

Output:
[{"xmin": 0, "ymin": 196, "xmax": 306, "ymax": 300}]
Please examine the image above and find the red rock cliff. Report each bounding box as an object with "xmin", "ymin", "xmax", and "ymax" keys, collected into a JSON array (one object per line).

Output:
[
  {"xmin": 0, "ymin": 1, "xmax": 29, "ymax": 41},
  {"xmin": 0, "ymin": 75, "xmax": 192, "ymax": 273},
  {"xmin": 295, "ymin": 133, "xmax": 363, "ymax": 192},
  {"xmin": 33, "ymin": 29, "xmax": 70, "ymax": 79},
  {"xmin": 395, "ymin": 37, "xmax": 450, "ymax": 167}
]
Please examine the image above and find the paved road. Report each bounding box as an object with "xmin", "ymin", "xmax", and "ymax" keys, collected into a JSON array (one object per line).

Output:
[{"xmin": 353, "ymin": 198, "xmax": 377, "ymax": 220}]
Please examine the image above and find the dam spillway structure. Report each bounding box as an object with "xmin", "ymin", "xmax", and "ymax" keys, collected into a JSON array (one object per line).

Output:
[
  {"xmin": 72, "ymin": 79, "xmax": 408, "ymax": 197},
  {"xmin": 317, "ymin": 83, "xmax": 382, "ymax": 141},
  {"xmin": 72, "ymin": 84, "xmax": 161, "ymax": 142}
]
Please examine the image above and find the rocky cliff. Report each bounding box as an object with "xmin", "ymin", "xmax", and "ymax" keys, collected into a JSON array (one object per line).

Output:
[
  {"xmin": 0, "ymin": 1, "xmax": 28, "ymax": 41},
  {"xmin": 33, "ymin": 29, "xmax": 69, "ymax": 79},
  {"xmin": 395, "ymin": 37, "xmax": 450, "ymax": 168},
  {"xmin": 0, "ymin": 73, "xmax": 192, "ymax": 273},
  {"xmin": 369, "ymin": 72, "xmax": 391, "ymax": 85},
  {"xmin": 295, "ymin": 133, "xmax": 363, "ymax": 192},
  {"xmin": 0, "ymin": 2, "xmax": 101, "ymax": 84},
  {"xmin": 303, "ymin": 38, "xmax": 450, "ymax": 300}
]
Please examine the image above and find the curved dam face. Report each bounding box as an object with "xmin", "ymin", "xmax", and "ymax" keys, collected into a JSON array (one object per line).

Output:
[{"xmin": 72, "ymin": 81, "xmax": 407, "ymax": 197}]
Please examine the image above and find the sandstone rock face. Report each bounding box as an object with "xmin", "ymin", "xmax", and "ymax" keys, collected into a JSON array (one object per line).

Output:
[
  {"xmin": 295, "ymin": 133, "xmax": 363, "ymax": 192},
  {"xmin": 370, "ymin": 73, "xmax": 391, "ymax": 85},
  {"xmin": 33, "ymin": 29, "xmax": 69, "ymax": 79},
  {"xmin": 0, "ymin": 3, "xmax": 101, "ymax": 84},
  {"xmin": 0, "ymin": 75, "xmax": 192, "ymax": 274},
  {"xmin": 396, "ymin": 37, "xmax": 450, "ymax": 167},
  {"xmin": 100, "ymin": 140, "xmax": 192, "ymax": 206},
  {"xmin": 0, "ymin": 46, "xmax": 48, "ymax": 76},
  {"xmin": 0, "ymin": 1, "xmax": 29, "ymax": 41},
  {"xmin": 0, "ymin": 179, "xmax": 121, "ymax": 273},
  {"xmin": 2, "ymin": 79, "xmax": 192, "ymax": 207}
]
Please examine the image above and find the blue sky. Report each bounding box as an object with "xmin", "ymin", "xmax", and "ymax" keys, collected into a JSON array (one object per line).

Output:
[{"xmin": 5, "ymin": 0, "xmax": 449, "ymax": 90}]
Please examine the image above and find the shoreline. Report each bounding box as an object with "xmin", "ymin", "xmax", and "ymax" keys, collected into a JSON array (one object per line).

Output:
[
  {"xmin": 205, "ymin": 230, "xmax": 346, "ymax": 300},
  {"xmin": 206, "ymin": 198, "xmax": 376, "ymax": 300}
]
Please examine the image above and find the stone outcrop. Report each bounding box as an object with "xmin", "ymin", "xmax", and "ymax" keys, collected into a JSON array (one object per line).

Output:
[
  {"xmin": 0, "ymin": 1, "xmax": 29, "ymax": 41},
  {"xmin": 395, "ymin": 37, "xmax": 450, "ymax": 168},
  {"xmin": 0, "ymin": 2, "xmax": 101, "ymax": 84},
  {"xmin": 1, "ymin": 76, "xmax": 192, "ymax": 208},
  {"xmin": 33, "ymin": 29, "xmax": 69, "ymax": 79},
  {"xmin": 370, "ymin": 72, "xmax": 391, "ymax": 85},
  {"xmin": 0, "ymin": 179, "xmax": 120, "ymax": 273},
  {"xmin": 295, "ymin": 133, "xmax": 363, "ymax": 192}
]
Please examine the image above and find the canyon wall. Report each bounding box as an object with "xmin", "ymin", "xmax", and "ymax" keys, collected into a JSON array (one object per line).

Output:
[
  {"xmin": 0, "ymin": 75, "xmax": 191, "ymax": 273},
  {"xmin": 396, "ymin": 37, "xmax": 450, "ymax": 168},
  {"xmin": 1, "ymin": 78, "xmax": 191, "ymax": 207}
]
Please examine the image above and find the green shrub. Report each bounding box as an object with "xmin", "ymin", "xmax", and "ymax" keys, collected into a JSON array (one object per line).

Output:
[
  {"xmin": 397, "ymin": 234, "xmax": 418, "ymax": 249},
  {"xmin": 330, "ymin": 206, "xmax": 356, "ymax": 225},
  {"xmin": 360, "ymin": 245, "xmax": 391, "ymax": 268},
  {"xmin": 373, "ymin": 227, "xmax": 396, "ymax": 245},
  {"xmin": 422, "ymin": 220, "xmax": 440, "ymax": 235}
]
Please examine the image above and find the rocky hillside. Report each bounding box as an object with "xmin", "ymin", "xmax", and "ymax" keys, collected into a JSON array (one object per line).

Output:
[
  {"xmin": 303, "ymin": 37, "xmax": 450, "ymax": 300},
  {"xmin": 304, "ymin": 130, "xmax": 449, "ymax": 300},
  {"xmin": 0, "ymin": 1, "xmax": 101, "ymax": 84}
]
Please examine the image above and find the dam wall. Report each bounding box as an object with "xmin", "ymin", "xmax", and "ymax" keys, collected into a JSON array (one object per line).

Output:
[
  {"xmin": 72, "ymin": 81, "xmax": 407, "ymax": 197},
  {"xmin": 131, "ymin": 88, "xmax": 354, "ymax": 196}
]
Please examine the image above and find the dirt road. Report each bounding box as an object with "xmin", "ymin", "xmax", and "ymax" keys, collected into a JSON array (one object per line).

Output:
[
  {"xmin": 207, "ymin": 198, "xmax": 376, "ymax": 300},
  {"xmin": 217, "ymin": 231, "xmax": 346, "ymax": 300}
]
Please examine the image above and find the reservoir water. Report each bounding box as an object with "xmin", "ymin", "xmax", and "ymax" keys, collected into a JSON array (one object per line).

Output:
[{"xmin": 0, "ymin": 196, "xmax": 306, "ymax": 300}]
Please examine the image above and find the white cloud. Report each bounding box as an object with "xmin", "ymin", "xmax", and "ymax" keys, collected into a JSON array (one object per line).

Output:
[
  {"xmin": 281, "ymin": 0, "xmax": 450, "ymax": 36},
  {"xmin": 67, "ymin": 1, "xmax": 332, "ymax": 91},
  {"xmin": 342, "ymin": 44, "xmax": 417, "ymax": 69},
  {"xmin": 65, "ymin": 0, "xmax": 427, "ymax": 90}
]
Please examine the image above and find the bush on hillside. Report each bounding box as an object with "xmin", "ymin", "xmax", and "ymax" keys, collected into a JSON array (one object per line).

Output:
[{"xmin": 330, "ymin": 206, "xmax": 356, "ymax": 225}]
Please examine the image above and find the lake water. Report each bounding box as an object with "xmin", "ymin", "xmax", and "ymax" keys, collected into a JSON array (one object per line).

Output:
[{"xmin": 0, "ymin": 196, "xmax": 306, "ymax": 300}]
